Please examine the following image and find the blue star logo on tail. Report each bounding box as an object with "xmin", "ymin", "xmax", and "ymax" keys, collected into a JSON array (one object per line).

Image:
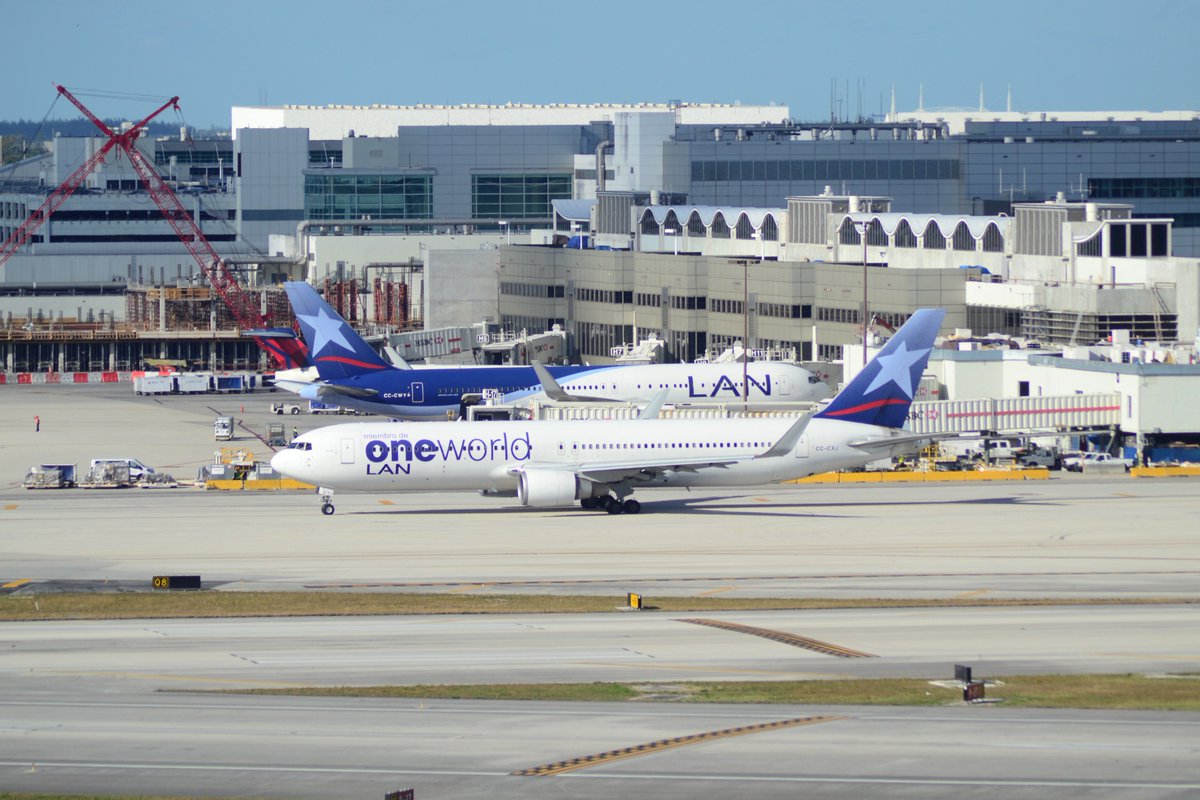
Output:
[
  {"xmin": 297, "ymin": 307, "xmax": 354, "ymax": 356},
  {"xmin": 863, "ymin": 341, "xmax": 931, "ymax": 399},
  {"xmin": 813, "ymin": 307, "xmax": 944, "ymax": 429}
]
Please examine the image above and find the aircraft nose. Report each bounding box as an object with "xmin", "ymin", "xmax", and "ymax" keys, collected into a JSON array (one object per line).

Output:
[{"xmin": 270, "ymin": 449, "xmax": 294, "ymax": 475}]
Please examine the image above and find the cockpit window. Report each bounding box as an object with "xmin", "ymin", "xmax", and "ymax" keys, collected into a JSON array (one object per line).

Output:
[{"xmin": 288, "ymin": 441, "xmax": 313, "ymax": 451}]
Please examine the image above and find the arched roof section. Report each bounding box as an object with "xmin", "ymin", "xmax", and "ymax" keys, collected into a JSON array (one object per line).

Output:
[
  {"xmin": 641, "ymin": 205, "xmax": 780, "ymax": 231},
  {"xmin": 710, "ymin": 211, "xmax": 731, "ymax": 238},
  {"xmin": 734, "ymin": 212, "xmax": 756, "ymax": 239},
  {"xmin": 841, "ymin": 213, "xmax": 1012, "ymax": 242}
]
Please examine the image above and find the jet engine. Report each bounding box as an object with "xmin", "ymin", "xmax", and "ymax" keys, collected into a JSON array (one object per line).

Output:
[{"xmin": 517, "ymin": 469, "xmax": 583, "ymax": 507}]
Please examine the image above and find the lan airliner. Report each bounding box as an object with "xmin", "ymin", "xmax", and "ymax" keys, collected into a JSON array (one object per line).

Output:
[
  {"xmin": 276, "ymin": 281, "xmax": 830, "ymax": 419},
  {"xmin": 271, "ymin": 308, "xmax": 945, "ymax": 515}
]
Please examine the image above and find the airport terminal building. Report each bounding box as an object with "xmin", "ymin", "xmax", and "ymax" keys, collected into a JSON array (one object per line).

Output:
[{"xmin": 3, "ymin": 100, "xmax": 1200, "ymax": 373}]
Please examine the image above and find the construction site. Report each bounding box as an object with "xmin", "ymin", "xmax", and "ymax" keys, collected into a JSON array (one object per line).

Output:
[
  {"xmin": 0, "ymin": 274, "xmax": 418, "ymax": 373},
  {"xmin": 0, "ymin": 86, "xmax": 421, "ymax": 375}
]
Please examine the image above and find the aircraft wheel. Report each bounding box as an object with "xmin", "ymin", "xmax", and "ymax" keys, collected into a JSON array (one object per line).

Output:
[
  {"xmin": 321, "ymin": 503, "xmax": 335, "ymax": 516},
  {"xmin": 623, "ymin": 499, "xmax": 641, "ymax": 515},
  {"xmin": 605, "ymin": 497, "xmax": 623, "ymax": 515},
  {"xmin": 580, "ymin": 497, "xmax": 598, "ymax": 510}
]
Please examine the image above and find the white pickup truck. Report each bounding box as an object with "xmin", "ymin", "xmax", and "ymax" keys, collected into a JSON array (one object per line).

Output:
[{"xmin": 1062, "ymin": 452, "xmax": 1134, "ymax": 472}]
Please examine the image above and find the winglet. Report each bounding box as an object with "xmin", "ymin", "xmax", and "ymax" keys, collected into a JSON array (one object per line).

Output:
[
  {"xmin": 637, "ymin": 388, "xmax": 670, "ymax": 420},
  {"xmin": 382, "ymin": 345, "xmax": 412, "ymax": 370},
  {"xmin": 814, "ymin": 307, "xmax": 944, "ymax": 429},
  {"xmin": 755, "ymin": 414, "xmax": 811, "ymax": 459},
  {"xmin": 284, "ymin": 282, "xmax": 392, "ymax": 381},
  {"xmin": 530, "ymin": 360, "xmax": 572, "ymax": 402}
]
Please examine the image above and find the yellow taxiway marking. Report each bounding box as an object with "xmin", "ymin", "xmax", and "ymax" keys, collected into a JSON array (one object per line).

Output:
[
  {"xmin": 953, "ymin": 589, "xmax": 991, "ymax": 599},
  {"xmin": 377, "ymin": 499, "xmax": 396, "ymax": 505},
  {"xmin": 699, "ymin": 586, "xmax": 736, "ymax": 596},
  {"xmin": 449, "ymin": 583, "xmax": 493, "ymax": 594},
  {"xmin": 3, "ymin": 504, "xmax": 17, "ymax": 511},
  {"xmin": 515, "ymin": 715, "xmax": 845, "ymax": 776},
  {"xmin": 754, "ymin": 497, "xmax": 771, "ymax": 502},
  {"xmin": 2, "ymin": 579, "xmax": 32, "ymax": 589}
]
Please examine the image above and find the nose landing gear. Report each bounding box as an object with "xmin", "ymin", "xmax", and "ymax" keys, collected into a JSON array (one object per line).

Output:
[{"xmin": 318, "ymin": 487, "xmax": 335, "ymax": 515}]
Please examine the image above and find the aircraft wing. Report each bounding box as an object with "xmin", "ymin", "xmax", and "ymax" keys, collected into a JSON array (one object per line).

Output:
[
  {"xmin": 530, "ymin": 361, "xmax": 612, "ymax": 403},
  {"xmin": 508, "ymin": 415, "xmax": 809, "ymax": 484},
  {"xmin": 274, "ymin": 379, "xmax": 379, "ymax": 401},
  {"xmin": 511, "ymin": 455, "xmax": 744, "ymax": 486}
]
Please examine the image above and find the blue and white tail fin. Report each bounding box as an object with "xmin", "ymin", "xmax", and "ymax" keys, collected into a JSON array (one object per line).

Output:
[
  {"xmin": 814, "ymin": 307, "xmax": 944, "ymax": 429},
  {"xmin": 284, "ymin": 281, "xmax": 391, "ymax": 380}
]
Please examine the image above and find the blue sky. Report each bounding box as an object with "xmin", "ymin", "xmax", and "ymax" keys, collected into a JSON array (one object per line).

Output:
[{"xmin": 4, "ymin": 0, "xmax": 1198, "ymax": 129}]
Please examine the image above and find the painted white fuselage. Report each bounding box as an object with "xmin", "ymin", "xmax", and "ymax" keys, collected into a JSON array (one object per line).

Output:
[{"xmin": 271, "ymin": 416, "xmax": 898, "ymax": 497}]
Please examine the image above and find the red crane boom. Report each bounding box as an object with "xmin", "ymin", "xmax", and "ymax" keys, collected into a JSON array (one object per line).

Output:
[{"xmin": 0, "ymin": 86, "xmax": 307, "ymax": 368}]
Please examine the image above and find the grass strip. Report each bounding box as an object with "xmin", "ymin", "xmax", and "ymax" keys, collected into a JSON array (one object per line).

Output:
[
  {"xmin": 0, "ymin": 592, "xmax": 1194, "ymax": 621},
  {"xmin": 228, "ymin": 673, "xmax": 1200, "ymax": 711}
]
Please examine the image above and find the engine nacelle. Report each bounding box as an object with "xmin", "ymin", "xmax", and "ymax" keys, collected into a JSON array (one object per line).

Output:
[{"xmin": 517, "ymin": 469, "xmax": 580, "ymax": 507}]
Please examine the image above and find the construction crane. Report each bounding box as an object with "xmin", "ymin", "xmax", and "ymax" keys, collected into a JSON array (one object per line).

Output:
[{"xmin": 0, "ymin": 85, "xmax": 307, "ymax": 368}]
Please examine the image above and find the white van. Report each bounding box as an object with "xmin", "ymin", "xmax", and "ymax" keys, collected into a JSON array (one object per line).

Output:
[{"xmin": 89, "ymin": 458, "xmax": 156, "ymax": 481}]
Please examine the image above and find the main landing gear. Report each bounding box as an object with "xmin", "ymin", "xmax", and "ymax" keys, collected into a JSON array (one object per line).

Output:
[
  {"xmin": 580, "ymin": 496, "xmax": 641, "ymax": 514},
  {"xmin": 318, "ymin": 487, "xmax": 335, "ymax": 515}
]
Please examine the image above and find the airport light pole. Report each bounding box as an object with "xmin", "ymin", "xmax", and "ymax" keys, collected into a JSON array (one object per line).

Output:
[
  {"xmin": 856, "ymin": 219, "xmax": 869, "ymax": 370},
  {"xmin": 743, "ymin": 258, "xmax": 749, "ymax": 412}
]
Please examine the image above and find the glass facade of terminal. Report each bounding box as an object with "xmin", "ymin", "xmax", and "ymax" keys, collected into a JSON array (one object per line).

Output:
[
  {"xmin": 303, "ymin": 174, "xmax": 432, "ymax": 221},
  {"xmin": 471, "ymin": 174, "xmax": 572, "ymax": 220}
]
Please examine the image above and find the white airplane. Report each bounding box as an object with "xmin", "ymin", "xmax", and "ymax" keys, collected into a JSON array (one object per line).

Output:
[
  {"xmin": 280, "ymin": 281, "xmax": 831, "ymax": 418},
  {"xmin": 271, "ymin": 308, "xmax": 945, "ymax": 515}
]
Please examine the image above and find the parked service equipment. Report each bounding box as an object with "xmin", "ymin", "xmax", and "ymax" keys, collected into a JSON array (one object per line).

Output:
[
  {"xmin": 133, "ymin": 375, "xmax": 176, "ymax": 395},
  {"xmin": 266, "ymin": 423, "xmax": 287, "ymax": 446},
  {"xmin": 214, "ymin": 416, "xmax": 234, "ymax": 440},
  {"xmin": 308, "ymin": 400, "xmax": 343, "ymax": 414},
  {"xmin": 175, "ymin": 373, "xmax": 209, "ymax": 394},
  {"xmin": 271, "ymin": 401, "xmax": 303, "ymax": 415},
  {"xmin": 80, "ymin": 462, "xmax": 132, "ymax": 488},
  {"xmin": 22, "ymin": 463, "xmax": 77, "ymax": 489}
]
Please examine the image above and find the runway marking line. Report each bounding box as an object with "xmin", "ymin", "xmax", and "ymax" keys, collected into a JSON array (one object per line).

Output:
[
  {"xmin": 679, "ymin": 618, "xmax": 878, "ymax": 658},
  {"xmin": 40, "ymin": 670, "xmax": 310, "ymax": 687},
  {"xmin": 953, "ymin": 589, "xmax": 991, "ymax": 599},
  {"xmin": 699, "ymin": 586, "xmax": 736, "ymax": 596},
  {"xmin": 514, "ymin": 715, "xmax": 844, "ymax": 776},
  {"xmin": 2, "ymin": 579, "xmax": 31, "ymax": 589},
  {"xmin": 572, "ymin": 661, "xmax": 848, "ymax": 677}
]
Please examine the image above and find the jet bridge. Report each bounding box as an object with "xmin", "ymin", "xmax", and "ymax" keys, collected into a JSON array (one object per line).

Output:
[{"xmin": 904, "ymin": 393, "xmax": 1121, "ymax": 435}]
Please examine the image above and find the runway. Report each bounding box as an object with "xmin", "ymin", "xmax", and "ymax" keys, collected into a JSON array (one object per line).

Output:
[
  {"xmin": 2, "ymin": 384, "xmax": 1199, "ymax": 798},
  {"xmin": 1, "ymin": 694, "xmax": 1197, "ymax": 799}
]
